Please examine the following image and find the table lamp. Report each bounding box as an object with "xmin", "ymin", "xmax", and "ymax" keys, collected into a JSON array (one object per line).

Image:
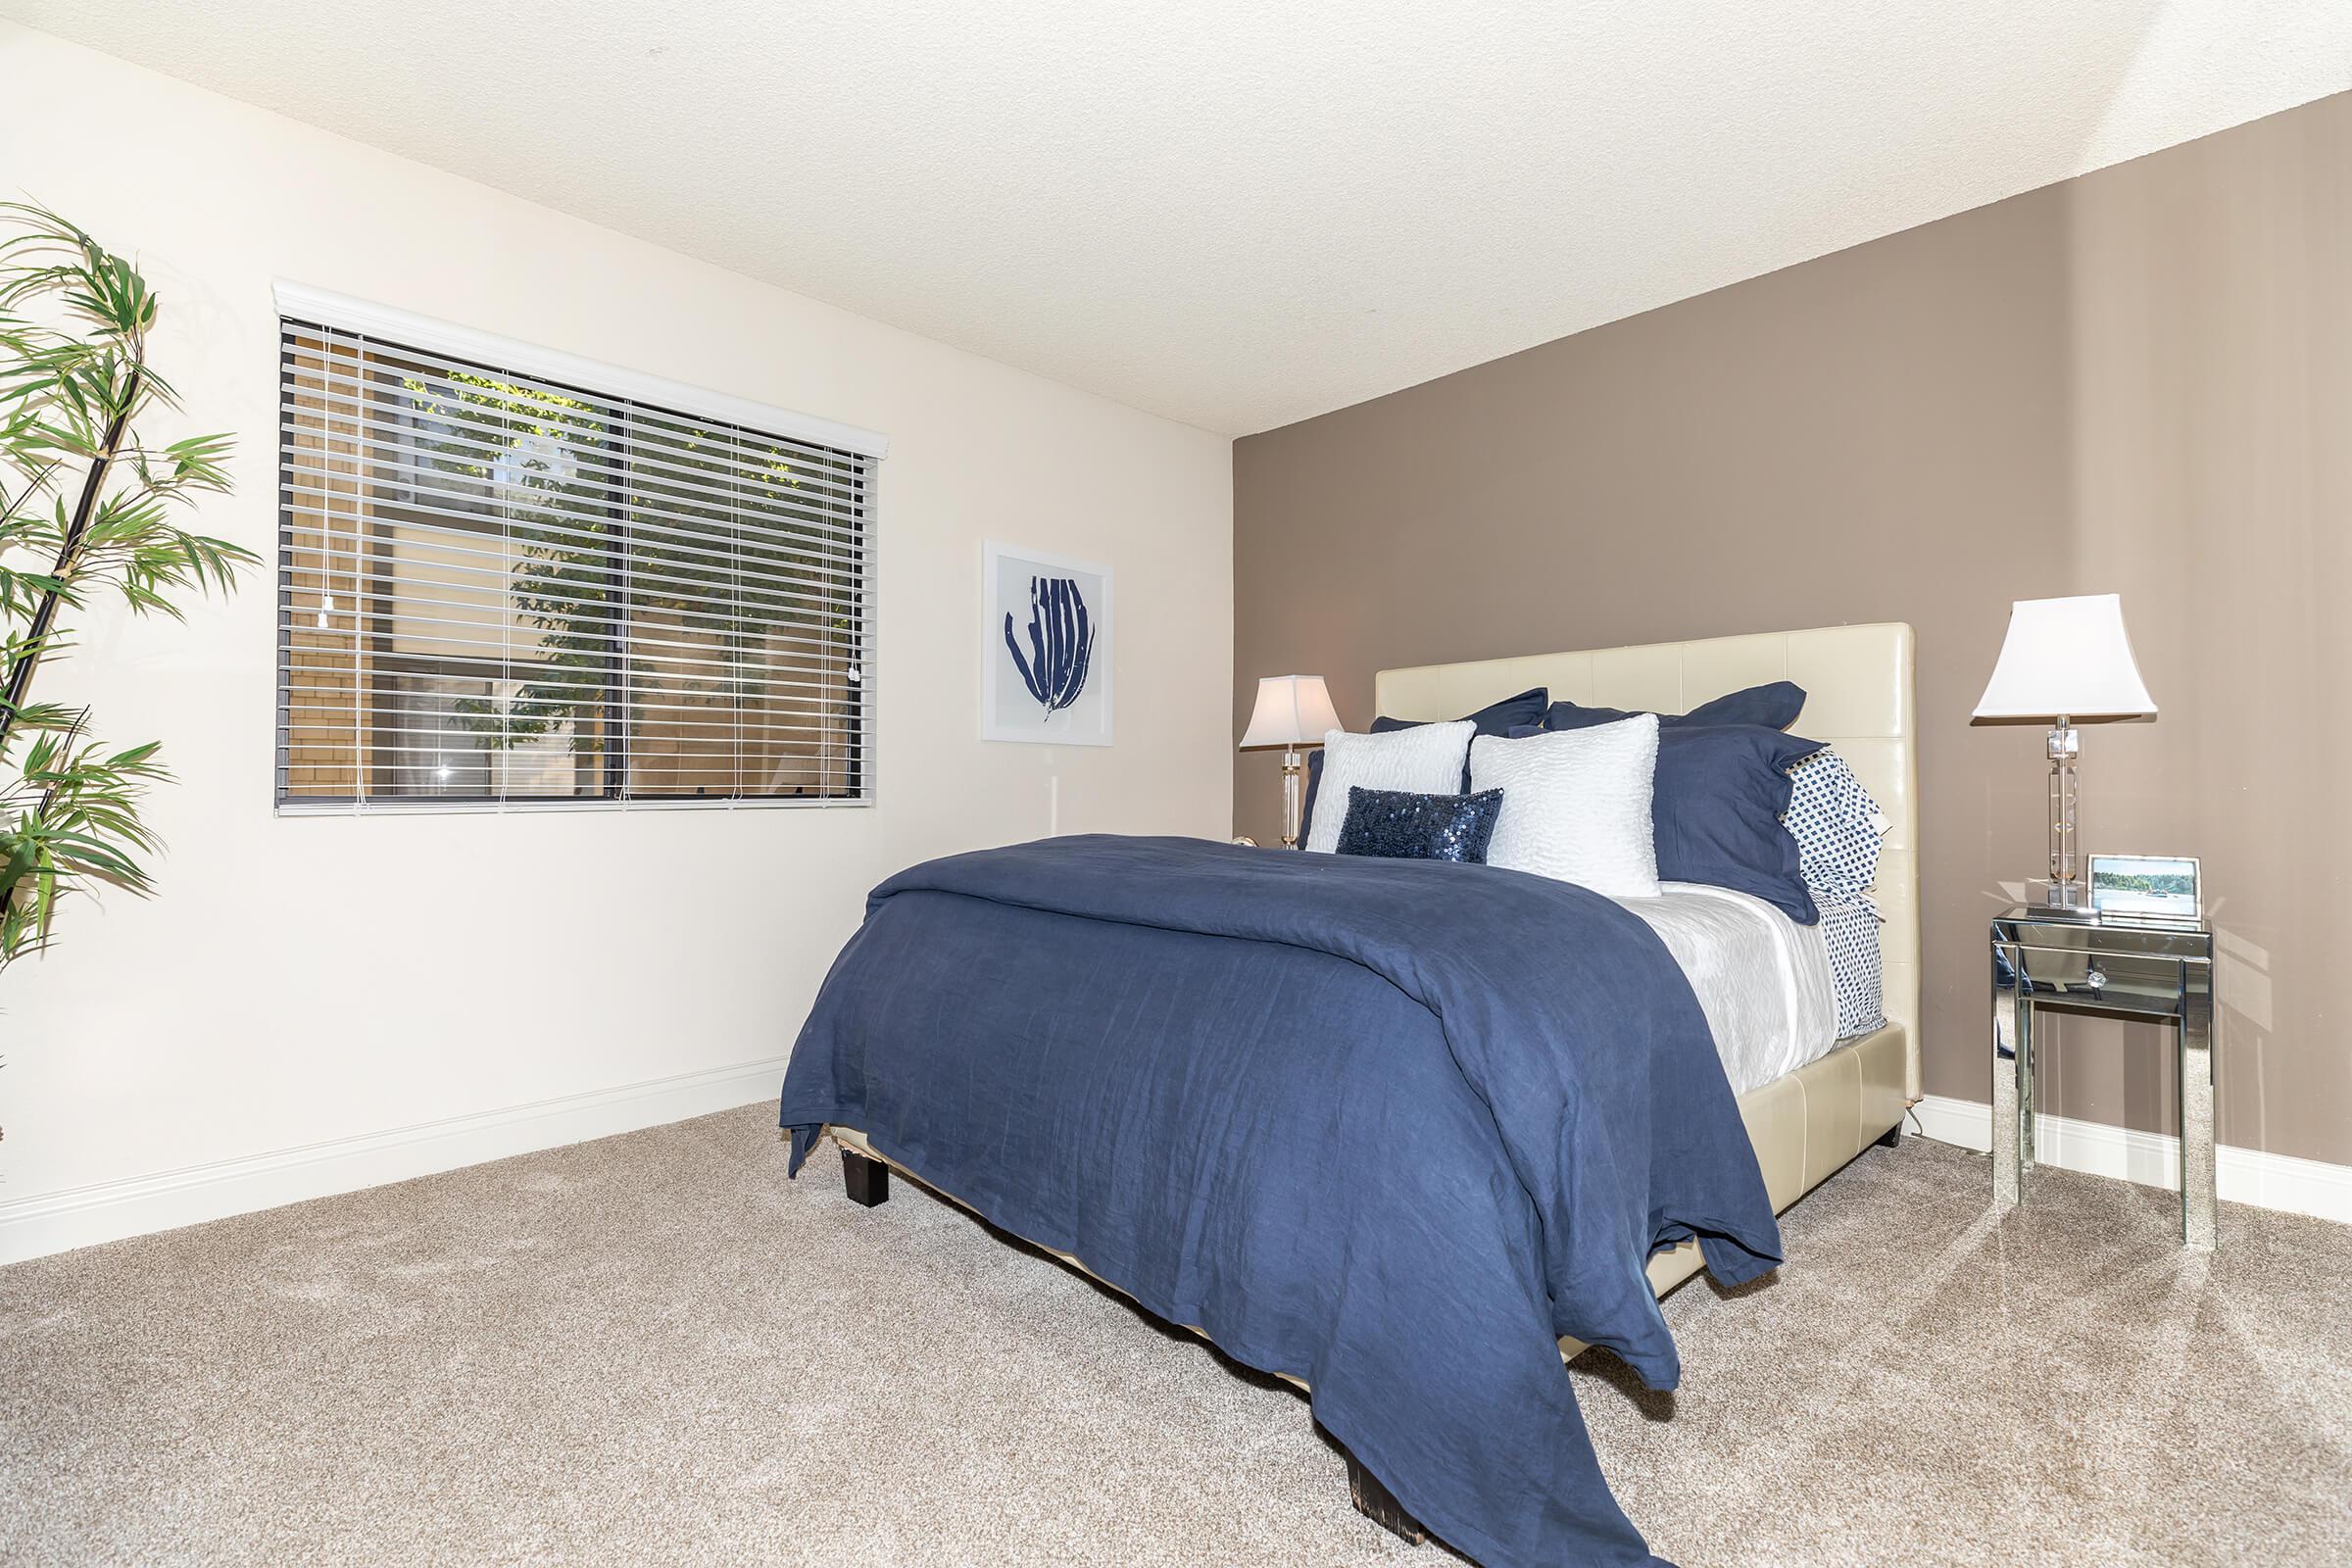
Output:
[
  {"xmin": 1240, "ymin": 674, "xmax": 1341, "ymax": 848},
  {"xmin": 1973, "ymin": 593, "xmax": 2157, "ymax": 909}
]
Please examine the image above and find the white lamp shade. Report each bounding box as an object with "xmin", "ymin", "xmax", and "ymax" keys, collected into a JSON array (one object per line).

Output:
[
  {"xmin": 1240, "ymin": 674, "xmax": 1342, "ymax": 749},
  {"xmin": 1973, "ymin": 594, "xmax": 2157, "ymax": 721}
]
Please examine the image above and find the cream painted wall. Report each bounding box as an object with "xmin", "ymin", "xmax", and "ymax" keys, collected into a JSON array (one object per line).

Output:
[{"xmin": 0, "ymin": 24, "xmax": 1232, "ymax": 1255}]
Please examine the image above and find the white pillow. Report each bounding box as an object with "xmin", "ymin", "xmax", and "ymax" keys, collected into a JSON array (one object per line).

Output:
[
  {"xmin": 1304, "ymin": 719, "xmax": 1476, "ymax": 854},
  {"xmin": 1468, "ymin": 714, "xmax": 1662, "ymax": 898}
]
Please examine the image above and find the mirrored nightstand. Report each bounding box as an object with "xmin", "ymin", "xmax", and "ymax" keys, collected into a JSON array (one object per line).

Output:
[{"xmin": 1990, "ymin": 906, "xmax": 2217, "ymax": 1250}]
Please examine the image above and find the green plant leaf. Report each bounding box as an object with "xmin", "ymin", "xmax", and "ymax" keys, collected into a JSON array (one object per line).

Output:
[{"xmin": 0, "ymin": 203, "xmax": 248, "ymax": 969}]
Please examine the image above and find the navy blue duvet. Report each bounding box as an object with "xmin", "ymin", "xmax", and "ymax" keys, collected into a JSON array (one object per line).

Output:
[{"xmin": 778, "ymin": 836, "xmax": 1781, "ymax": 1566}]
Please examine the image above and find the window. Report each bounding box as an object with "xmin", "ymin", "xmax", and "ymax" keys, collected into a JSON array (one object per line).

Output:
[{"xmin": 274, "ymin": 291, "xmax": 880, "ymax": 812}]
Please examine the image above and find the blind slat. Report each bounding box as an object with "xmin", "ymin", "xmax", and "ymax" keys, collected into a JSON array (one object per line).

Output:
[
  {"xmin": 272, "ymin": 700, "xmax": 865, "ymax": 733},
  {"xmin": 273, "ymin": 378, "xmax": 875, "ymax": 511},
  {"xmin": 278, "ymin": 626, "xmax": 863, "ymax": 684},
  {"xmin": 283, "ymin": 320, "xmax": 878, "ymax": 470},
  {"xmin": 276, "ymin": 392, "xmax": 871, "ymax": 524},
  {"xmin": 272, "ymin": 578, "xmax": 871, "ymax": 655},
  {"xmin": 274, "ymin": 503, "xmax": 865, "ymax": 602},
  {"xmin": 278, "ymin": 466, "xmax": 870, "ymax": 569}
]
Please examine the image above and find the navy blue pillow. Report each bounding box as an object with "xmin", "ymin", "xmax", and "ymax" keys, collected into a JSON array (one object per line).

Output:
[
  {"xmin": 1650, "ymin": 725, "xmax": 1826, "ymax": 922},
  {"xmin": 1298, "ymin": 686, "xmax": 1545, "ymax": 844},
  {"xmin": 1544, "ymin": 680, "xmax": 1806, "ymax": 734},
  {"xmin": 1335, "ymin": 786, "xmax": 1503, "ymax": 863},
  {"xmin": 1368, "ymin": 685, "xmax": 1550, "ymax": 741},
  {"xmin": 1506, "ymin": 718, "xmax": 1825, "ymax": 921}
]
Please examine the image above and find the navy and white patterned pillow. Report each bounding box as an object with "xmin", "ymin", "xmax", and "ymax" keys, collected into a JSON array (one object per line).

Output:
[
  {"xmin": 1782, "ymin": 748, "xmax": 1887, "ymax": 895},
  {"xmin": 1817, "ymin": 892, "xmax": 1886, "ymax": 1038}
]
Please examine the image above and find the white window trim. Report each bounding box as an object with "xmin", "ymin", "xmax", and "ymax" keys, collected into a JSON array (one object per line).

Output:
[
  {"xmin": 270, "ymin": 283, "xmax": 884, "ymax": 817},
  {"xmin": 270, "ymin": 281, "xmax": 890, "ymax": 461}
]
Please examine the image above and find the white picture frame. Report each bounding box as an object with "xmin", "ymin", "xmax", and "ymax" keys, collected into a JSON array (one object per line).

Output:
[{"xmin": 982, "ymin": 541, "xmax": 1113, "ymax": 747}]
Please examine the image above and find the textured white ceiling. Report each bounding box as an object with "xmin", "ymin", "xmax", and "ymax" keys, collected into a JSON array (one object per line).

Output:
[{"xmin": 6, "ymin": 3, "xmax": 2347, "ymax": 434}]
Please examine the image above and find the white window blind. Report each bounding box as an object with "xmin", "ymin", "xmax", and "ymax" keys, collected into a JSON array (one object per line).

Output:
[{"xmin": 275, "ymin": 307, "xmax": 877, "ymax": 813}]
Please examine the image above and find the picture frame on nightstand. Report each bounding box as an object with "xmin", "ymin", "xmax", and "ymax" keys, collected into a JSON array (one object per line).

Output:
[{"xmin": 2086, "ymin": 854, "xmax": 2201, "ymax": 920}]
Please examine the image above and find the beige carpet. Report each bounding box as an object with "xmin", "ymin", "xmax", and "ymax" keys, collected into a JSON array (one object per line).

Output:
[{"xmin": 3, "ymin": 1107, "xmax": 2347, "ymax": 1567}]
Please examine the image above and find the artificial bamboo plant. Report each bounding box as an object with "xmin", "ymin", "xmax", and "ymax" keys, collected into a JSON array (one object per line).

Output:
[{"xmin": 0, "ymin": 204, "xmax": 254, "ymax": 970}]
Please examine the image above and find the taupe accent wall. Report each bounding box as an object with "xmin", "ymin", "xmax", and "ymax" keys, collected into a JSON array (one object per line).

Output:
[{"xmin": 1234, "ymin": 91, "xmax": 2351, "ymax": 1165}]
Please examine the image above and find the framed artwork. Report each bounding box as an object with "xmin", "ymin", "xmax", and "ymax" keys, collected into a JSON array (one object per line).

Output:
[
  {"xmin": 2087, "ymin": 854, "xmax": 2201, "ymax": 919},
  {"xmin": 982, "ymin": 541, "xmax": 1112, "ymax": 746}
]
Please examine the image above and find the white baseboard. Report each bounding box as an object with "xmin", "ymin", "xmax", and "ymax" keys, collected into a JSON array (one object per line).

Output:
[
  {"xmin": 1911, "ymin": 1094, "xmax": 2352, "ymax": 1227},
  {"xmin": 15, "ymin": 1072, "xmax": 2339, "ymax": 1268},
  {"xmin": 0, "ymin": 1054, "xmax": 789, "ymax": 1267}
]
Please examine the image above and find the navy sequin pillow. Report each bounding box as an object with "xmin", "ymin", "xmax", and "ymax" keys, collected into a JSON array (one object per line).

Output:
[{"xmin": 1335, "ymin": 786, "xmax": 1504, "ymax": 863}]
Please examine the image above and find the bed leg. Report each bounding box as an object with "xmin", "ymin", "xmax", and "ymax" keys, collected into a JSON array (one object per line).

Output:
[
  {"xmin": 841, "ymin": 1148, "xmax": 890, "ymax": 1207},
  {"xmin": 1875, "ymin": 1122, "xmax": 1902, "ymax": 1149},
  {"xmin": 1346, "ymin": 1449, "xmax": 1427, "ymax": 1546}
]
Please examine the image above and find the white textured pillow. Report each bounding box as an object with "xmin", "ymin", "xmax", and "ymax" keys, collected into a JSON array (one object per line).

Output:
[
  {"xmin": 1468, "ymin": 715, "xmax": 1662, "ymax": 898},
  {"xmin": 1304, "ymin": 720, "xmax": 1476, "ymax": 854}
]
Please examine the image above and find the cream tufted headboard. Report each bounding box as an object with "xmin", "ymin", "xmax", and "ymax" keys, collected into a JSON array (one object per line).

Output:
[{"xmin": 1375, "ymin": 623, "xmax": 1920, "ymax": 1102}]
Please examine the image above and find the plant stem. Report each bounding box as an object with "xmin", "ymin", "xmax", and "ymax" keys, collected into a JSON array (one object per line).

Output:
[{"xmin": 0, "ymin": 365, "xmax": 141, "ymax": 759}]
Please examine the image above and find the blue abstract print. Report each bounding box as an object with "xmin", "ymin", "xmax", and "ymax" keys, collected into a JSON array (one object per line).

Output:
[{"xmin": 1004, "ymin": 574, "xmax": 1095, "ymax": 717}]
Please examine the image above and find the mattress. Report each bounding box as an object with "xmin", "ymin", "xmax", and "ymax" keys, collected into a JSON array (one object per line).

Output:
[{"xmin": 1622, "ymin": 881, "xmax": 1838, "ymax": 1094}]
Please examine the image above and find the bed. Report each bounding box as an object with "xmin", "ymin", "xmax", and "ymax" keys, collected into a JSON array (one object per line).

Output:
[
  {"xmin": 1377, "ymin": 623, "xmax": 1922, "ymax": 1312},
  {"xmin": 780, "ymin": 622, "xmax": 1920, "ymax": 1567}
]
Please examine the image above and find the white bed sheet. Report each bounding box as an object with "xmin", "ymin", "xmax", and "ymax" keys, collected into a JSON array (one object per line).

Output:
[{"xmin": 1619, "ymin": 882, "xmax": 1838, "ymax": 1095}]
